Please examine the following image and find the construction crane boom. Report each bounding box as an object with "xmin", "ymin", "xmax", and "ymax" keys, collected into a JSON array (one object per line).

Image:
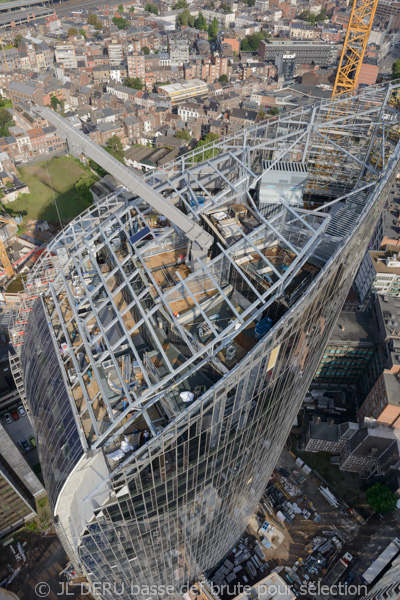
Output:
[
  {"xmin": 332, "ymin": 0, "xmax": 379, "ymax": 98},
  {"xmin": 38, "ymin": 107, "xmax": 214, "ymax": 266}
]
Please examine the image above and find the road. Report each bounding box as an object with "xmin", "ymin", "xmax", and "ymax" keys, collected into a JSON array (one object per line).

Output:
[
  {"xmin": 379, "ymin": 48, "xmax": 400, "ymax": 76},
  {"xmin": 2, "ymin": 411, "xmax": 39, "ymax": 468},
  {"xmin": 330, "ymin": 514, "xmax": 400, "ymax": 599}
]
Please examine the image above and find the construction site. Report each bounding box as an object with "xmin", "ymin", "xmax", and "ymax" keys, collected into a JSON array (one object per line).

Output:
[{"xmin": 2, "ymin": 80, "xmax": 400, "ymax": 600}]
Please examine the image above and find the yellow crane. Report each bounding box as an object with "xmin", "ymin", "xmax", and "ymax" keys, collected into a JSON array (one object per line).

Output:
[
  {"xmin": 308, "ymin": 0, "xmax": 380, "ymax": 195},
  {"xmin": 332, "ymin": 0, "xmax": 379, "ymax": 98}
]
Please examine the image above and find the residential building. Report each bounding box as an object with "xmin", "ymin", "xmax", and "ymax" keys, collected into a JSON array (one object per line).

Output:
[
  {"xmin": 305, "ymin": 419, "xmax": 400, "ymax": 478},
  {"xmin": 168, "ymin": 39, "xmax": 189, "ymax": 67},
  {"xmin": 259, "ymin": 38, "xmax": 337, "ymax": 66},
  {"xmin": 127, "ymin": 52, "xmax": 145, "ymax": 84},
  {"xmin": 178, "ymin": 102, "xmax": 203, "ymax": 122},
  {"xmin": 357, "ymin": 366, "xmax": 400, "ymax": 428},
  {"xmin": 229, "ymin": 108, "xmax": 258, "ymax": 132},
  {"xmin": 354, "ymin": 245, "xmax": 400, "ymax": 306},
  {"xmin": 275, "ymin": 54, "xmax": 296, "ymax": 83},
  {"xmin": 55, "ymin": 41, "xmax": 77, "ymax": 69},
  {"xmin": 0, "ymin": 422, "xmax": 44, "ymax": 536},
  {"xmin": 108, "ymin": 41, "xmax": 124, "ymax": 66},
  {"xmin": 357, "ymin": 60, "xmax": 379, "ymax": 88},
  {"xmin": 313, "ymin": 311, "xmax": 382, "ymax": 398},
  {"xmin": 202, "ymin": 9, "xmax": 236, "ymax": 28}
]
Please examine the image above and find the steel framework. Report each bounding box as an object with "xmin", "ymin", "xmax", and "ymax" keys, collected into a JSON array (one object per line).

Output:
[{"xmin": 8, "ymin": 83, "xmax": 400, "ymax": 600}]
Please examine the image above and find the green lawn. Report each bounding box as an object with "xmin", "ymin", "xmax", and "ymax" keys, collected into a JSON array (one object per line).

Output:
[
  {"xmin": 0, "ymin": 98, "xmax": 12, "ymax": 108},
  {"xmin": 6, "ymin": 156, "xmax": 97, "ymax": 225}
]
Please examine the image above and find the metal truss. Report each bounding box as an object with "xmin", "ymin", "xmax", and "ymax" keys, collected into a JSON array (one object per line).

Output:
[
  {"xmin": 332, "ymin": 0, "xmax": 379, "ymax": 98},
  {"xmin": 9, "ymin": 82, "xmax": 400, "ymax": 468}
]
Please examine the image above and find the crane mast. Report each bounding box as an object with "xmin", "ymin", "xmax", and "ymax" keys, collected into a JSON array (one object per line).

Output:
[{"xmin": 332, "ymin": 0, "xmax": 379, "ymax": 98}]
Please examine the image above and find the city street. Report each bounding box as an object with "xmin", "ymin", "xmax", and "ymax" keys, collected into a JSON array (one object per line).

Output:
[
  {"xmin": 2, "ymin": 413, "xmax": 38, "ymax": 468},
  {"xmin": 331, "ymin": 515, "xmax": 400, "ymax": 598}
]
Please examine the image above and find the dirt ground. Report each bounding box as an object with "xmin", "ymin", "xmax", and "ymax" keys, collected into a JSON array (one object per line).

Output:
[{"xmin": 5, "ymin": 532, "xmax": 92, "ymax": 600}]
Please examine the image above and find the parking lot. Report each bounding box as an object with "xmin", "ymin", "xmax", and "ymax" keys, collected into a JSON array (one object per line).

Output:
[{"xmin": 1, "ymin": 409, "xmax": 39, "ymax": 468}]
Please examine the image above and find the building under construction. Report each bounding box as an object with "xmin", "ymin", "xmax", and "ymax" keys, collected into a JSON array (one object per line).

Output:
[{"xmin": 8, "ymin": 83, "xmax": 400, "ymax": 600}]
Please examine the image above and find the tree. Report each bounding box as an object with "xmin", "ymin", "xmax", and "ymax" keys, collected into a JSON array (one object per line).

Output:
[
  {"xmin": 195, "ymin": 12, "xmax": 207, "ymax": 31},
  {"xmin": 129, "ymin": 5, "xmax": 135, "ymax": 11},
  {"xmin": 13, "ymin": 35, "xmax": 23, "ymax": 48},
  {"xmin": 68, "ymin": 27, "xmax": 78, "ymax": 36},
  {"xmin": 88, "ymin": 13, "xmax": 99, "ymax": 25},
  {"xmin": 366, "ymin": 483, "xmax": 397, "ymax": 514},
  {"xmin": 240, "ymin": 31, "xmax": 269, "ymax": 52},
  {"xmin": 392, "ymin": 59, "xmax": 400, "ymax": 81},
  {"xmin": 269, "ymin": 107, "xmax": 279, "ymax": 115},
  {"xmin": 174, "ymin": 0, "xmax": 188, "ymax": 8},
  {"xmin": 208, "ymin": 17, "xmax": 218, "ymax": 41},
  {"xmin": 258, "ymin": 108, "xmax": 266, "ymax": 117},
  {"xmin": 106, "ymin": 135, "xmax": 125, "ymax": 162},
  {"xmin": 0, "ymin": 108, "xmax": 12, "ymax": 137},
  {"xmin": 50, "ymin": 96, "xmax": 60, "ymax": 111},
  {"xmin": 89, "ymin": 159, "xmax": 107, "ymax": 177},
  {"xmin": 112, "ymin": 16, "xmax": 128, "ymax": 29},
  {"xmin": 177, "ymin": 9, "xmax": 194, "ymax": 27},
  {"xmin": 299, "ymin": 10, "xmax": 316, "ymax": 25},
  {"xmin": 88, "ymin": 13, "xmax": 102, "ymax": 29},
  {"xmin": 218, "ymin": 74, "xmax": 228, "ymax": 83},
  {"xmin": 145, "ymin": 3, "xmax": 158, "ymax": 14},
  {"xmin": 175, "ymin": 129, "xmax": 191, "ymax": 142},
  {"xmin": 124, "ymin": 76, "xmax": 143, "ymax": 90},
  {"xmin": 194, "ymin": 132, "xmax": 220, "ymax": 162},
  {"xmin": 118, "ymin": 3, "xmax": 124, "ymax": 12},
  {"xmin": 142, "ymin": 46, "xmax": 150, "ymax": 55},
  {"xmin": 75, "ymin": 174, "xmax": 98, "ymax": 204},
  {"xmin": 79, "ymin": 28, "xmax": 87, "ymax": 38},
  {"xmin": 220, "ymin": 3, "xmax": 231, "ymax": 12}
]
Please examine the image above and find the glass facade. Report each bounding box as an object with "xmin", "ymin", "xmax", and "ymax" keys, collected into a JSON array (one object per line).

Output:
[
  {"xmin": 20, "ymin": 300, "xmax": 83, "ymax": 509},
  {"xmin": 9, "ymin": 84, "xmax": 400, "ymax": 600}
]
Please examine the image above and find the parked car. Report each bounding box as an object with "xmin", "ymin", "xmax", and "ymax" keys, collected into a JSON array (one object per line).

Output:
[
  {"xmin": 11, "ymin": 410, "xmax": 19, "ymax": 421},
  {"xmin": 3, "ymin": 412, "xmax": 12, "ymax": 424},
  {"xmin": 345, "ymin": 573, "xmax": 355, "ymax": 585},
  {"xmin": 28, "ymin": 435, "xmax": 36, "ymax": 448},
  {"xmin": 20, "ymin": 439, "xmax": 30, "ymax": 452},
  {"xmin": 17, "ymin": 405, "xmax": 26, "ymax": 417}
]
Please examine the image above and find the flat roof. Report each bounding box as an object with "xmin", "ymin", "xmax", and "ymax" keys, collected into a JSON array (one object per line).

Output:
[
  {"xmin": 329, "ymin": 311, "xmax": 377, "ymax": 345},
  {"xmin": 370, "ymin": 247, "xmax": 400, "ymax": 276}
]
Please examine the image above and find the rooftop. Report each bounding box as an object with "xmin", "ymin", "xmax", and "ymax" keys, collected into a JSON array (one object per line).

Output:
[
  {"xmin": 330, "ymin": 311, "xmax": 378, "ymax": 345},
  {"xmin": 370, "ymin": 246, "xmax": 400, "ymax": 276},
  {"xmin": 10, "ymin": 82, "xmax": 400, "ymax": 480}
]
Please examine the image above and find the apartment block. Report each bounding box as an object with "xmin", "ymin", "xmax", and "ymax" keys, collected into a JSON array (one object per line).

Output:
[
  {"xmin": 127, "ymin": 52, "xmax": 145, "ymax": 84},
  {"xmin": 55, "ymin": 41, "xmax": 77, "ymax": 69},
  {"xmin": 355, "ymin": 245, "xmax": 400, "ymax": 306}
]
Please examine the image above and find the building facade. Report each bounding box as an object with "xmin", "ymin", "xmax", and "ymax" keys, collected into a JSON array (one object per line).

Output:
[
  {"xmin": 9, "ymin": 85, "xmax": 400, "ymax": 600},
  {"xmin": 259, "ymin": 38, "xmax": 337, "ymax": 66},
  {"xmin": 313, "ymin": 311, "xmax": 382, "ymax": 398}
]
